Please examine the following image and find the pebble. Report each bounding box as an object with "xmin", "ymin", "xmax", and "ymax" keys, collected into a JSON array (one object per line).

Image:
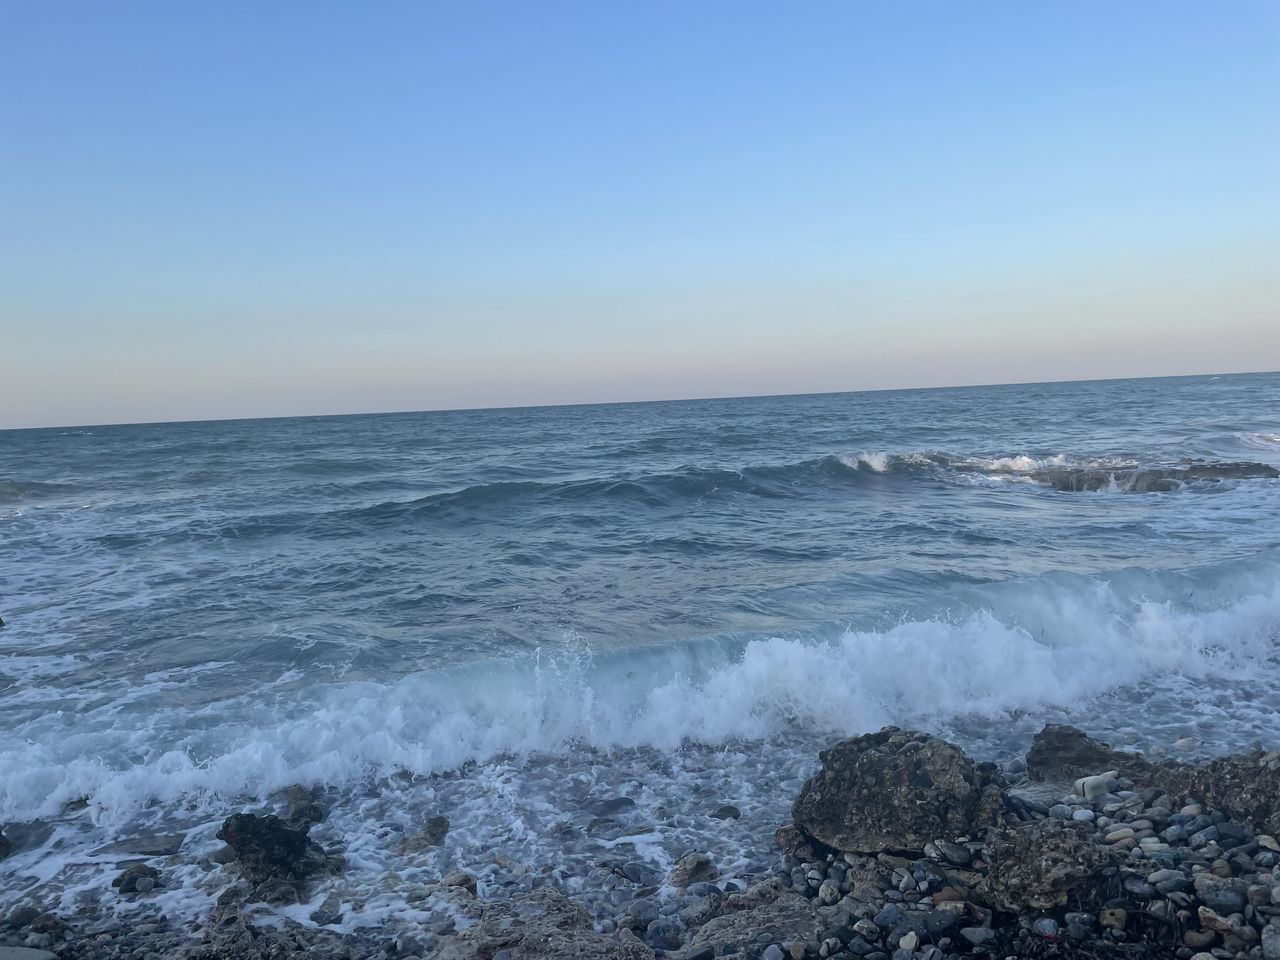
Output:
[
  {"xmin": 1031, "ymin": 917, "xmax": 1059, "ymax": 937},
  {"xmin": 1071, "ymin": 808, "xmax": 1095, "ymax": 822}
]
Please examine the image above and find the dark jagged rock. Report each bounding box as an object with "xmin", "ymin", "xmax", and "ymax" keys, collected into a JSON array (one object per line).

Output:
[
  {"xmin": 0, "ymin": 829, "xmax": 10, "ymax": 861},
  {"xmin": 215, "ymin": 813, "xmax": 327, "ymax": 885},
  {"xmin": 1026, "ymin": 724, "xmax": 1154, "ymax": 783},
  {"xmin": 422, "ymin": 814, "xmax": 449, "ymax": 844},
  {"xmin": 791, "ymin": 726, "xmax": 1009, "ymax": 853},
  {"xmin": 981, "ymin": 819, "xmax": 1119, "ymax": 912}
]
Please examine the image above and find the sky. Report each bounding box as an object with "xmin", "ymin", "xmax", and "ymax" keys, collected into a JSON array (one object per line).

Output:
[{"xmin": 1, "ymin": 1, "xmax": 1278, "ymax": 429}]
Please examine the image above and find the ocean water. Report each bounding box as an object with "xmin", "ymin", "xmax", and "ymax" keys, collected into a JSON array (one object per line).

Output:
[{"xmin": 2, "ymin": 372, "xmax": 1280, "ymax": 928}]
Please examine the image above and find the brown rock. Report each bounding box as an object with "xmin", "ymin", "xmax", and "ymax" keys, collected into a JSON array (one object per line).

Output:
[
  {"xmin": 1155, "ymin": 750, "xmax": 1280, "ymax": 836},
  {"xmin": 792, "ymin": 727, "xmax": 1009, "ymax": 853},
  {"xmin": 1027, "ymin": 726, "xmax": 1280, "ymax": 836},
  {"xmin": 691, "ymin": 893, "xmax": 824, "ymax": 954},
  {"xmin": 668, "ymin": 852, "xmax": 717, "ymax": 889},
  {"xmin": 981, "ymin": 819, "xmax": 1118, "ymax": 912},
  {"xmin": 462, "ymin": 886, "xmax": 624, "ymax": 960},
  {"xmin": 1025, "ymin": 724, "xmax": 1154, "ymax": 782}
]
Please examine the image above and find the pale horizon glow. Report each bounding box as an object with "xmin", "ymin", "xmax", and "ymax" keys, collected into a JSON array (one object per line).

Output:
[{"xmin": 2, "ymin": 1, "xmax": 1278, "ymax": 430}]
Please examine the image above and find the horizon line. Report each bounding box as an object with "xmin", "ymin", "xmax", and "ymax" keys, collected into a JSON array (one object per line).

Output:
[{"xmin": 4, "ymin": 367, "xmax": 1277, "ymax": 433}]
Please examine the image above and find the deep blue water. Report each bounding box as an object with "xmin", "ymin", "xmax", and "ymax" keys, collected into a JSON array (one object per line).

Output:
[{"xmin": 2, "ymin": 372, "xmax": 1280, "ymax": 832}]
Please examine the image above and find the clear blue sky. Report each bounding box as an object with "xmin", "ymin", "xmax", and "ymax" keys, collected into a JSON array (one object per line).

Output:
[{"xmin": 2, "ymin": 0, "xmax": 1277, "ymax": 428}]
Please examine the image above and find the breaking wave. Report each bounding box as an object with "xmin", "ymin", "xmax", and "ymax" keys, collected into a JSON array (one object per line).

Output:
[{"xmin": 4, "ymin": 552, "xmax": 1278, "ymax": 825}]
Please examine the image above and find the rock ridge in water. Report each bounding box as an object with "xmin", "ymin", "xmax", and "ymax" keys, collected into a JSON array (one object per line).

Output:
[{"xmin": 791, "ymin": 726, "xmax": 1009, "ymax": 853}]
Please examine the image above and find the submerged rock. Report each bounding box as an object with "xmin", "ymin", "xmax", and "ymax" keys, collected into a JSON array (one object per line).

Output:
[
  {"xmin": 110, "ymin": 862, "xmax": 159, "ymax": 894},
  {"xmin": 668, "ymin": 852, "xmax": 717, "ymax": 889},
  {"xmin": 422, "ymin": 814, "xmax": 449, "ymax": 843},
  {"xmin": 283, "ymin": 783, "xmax": 325, "ymax": 824},
  {"xmin": 791, "ymin": 726, "xmax": 1009, "ymax": 853},
  {"xmin": 215, "ymin": 813, "xmax": 327, "ymax": 886}
]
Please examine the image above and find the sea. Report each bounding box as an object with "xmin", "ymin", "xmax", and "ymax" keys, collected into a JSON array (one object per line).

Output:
[{"xmin": 2, "ymin": 371, "xmax": 1279, "ymax": 928}]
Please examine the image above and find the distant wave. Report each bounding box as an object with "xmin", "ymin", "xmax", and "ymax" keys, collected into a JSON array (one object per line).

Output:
[
  {"xmin": 0, "ymin": 479, "xmax": 79, "ymax": 502},
  {"xmin": 839, "ymin": 451, "xmax": 1280, "ymax": 492},
  {"xmin": 3, "ymin": 550, "xmax": 1278, "ymax": 824},
  {"xmin": 349, "ymin": 452, "xmax": 1280, "ymax": 523}
]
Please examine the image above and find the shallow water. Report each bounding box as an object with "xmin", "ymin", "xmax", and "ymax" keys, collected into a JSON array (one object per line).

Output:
[{"xmin": 2, "ymin": 372, "xmax": 1279, "ymax": 925}]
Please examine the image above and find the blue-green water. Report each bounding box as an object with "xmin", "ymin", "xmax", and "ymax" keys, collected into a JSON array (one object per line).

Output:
[{"xmin": 2, "ymin": 373, "xmax": 1279, "ymax": 840}]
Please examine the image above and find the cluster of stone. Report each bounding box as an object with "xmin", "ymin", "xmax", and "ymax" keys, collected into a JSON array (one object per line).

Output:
[
  {"xmin": 6, "ymin": 728, "xmax": 1280, "ymax": 960},
  {"xmin": 765, "ymin": 725, "xmax": 1280, "ymax": 960}
]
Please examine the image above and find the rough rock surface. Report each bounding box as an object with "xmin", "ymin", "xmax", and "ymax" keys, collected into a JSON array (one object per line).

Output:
[
  {"xmin": 668, "ymin": 852, "xmax": 718, "ymax": 889},
  {"xmin": 283, "ymin": 784, "xmax": 325, "ymax": 824},
  {"xmin": 461, "ymin": 886, "xmax": 645, "ymax": 959},
  {"xmin": 1155, "ymin": 749, "xmax": 1280, "ymax": 836},
  {"xmin": 689, "ymin": 892, "xmax": 824, "ymax": 956},
  {"xmin": 215, "ymin": 813, "xmax": 327, "ymax": 885},
  {"xmin": 792, "ymin": 727, "xmax": 1009, "ymax": 853},
  {"xmin": 981, "ymin": 819, "xmax": 1119, "ymax": 912},
  {"xmin": 1026, "ymin": 724, "xmax": 1155, "ymax": 783},
  {"xmin": 1027, "ymin": 724, "xmax": 1280, "ymax": 835}
]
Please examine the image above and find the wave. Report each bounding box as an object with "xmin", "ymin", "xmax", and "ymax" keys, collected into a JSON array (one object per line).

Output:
[
  {"xmin": 345, "ymin": 452, "xmax": 1277, "ymax": 525},
  {"xmin": 4, "ymin": 552, "xmax": 1279, "ymax": 824},
  {"xmin": 838, "ymin": 452, "xmax": 1278, "ymax": 492},
  {"xmin": 0, "ymin": 480, "xmax": 79, "ymax": 502}
]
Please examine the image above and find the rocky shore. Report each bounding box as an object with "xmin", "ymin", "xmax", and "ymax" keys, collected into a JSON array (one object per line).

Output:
[{"xmin": 4, "ymin": 725, "xmax": 1280, "ymax": 960}]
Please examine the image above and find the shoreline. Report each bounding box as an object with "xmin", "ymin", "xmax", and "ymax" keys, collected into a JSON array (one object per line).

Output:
[{"xmin": 4, "ymin": 725, "xmax": 1279, "ymax": 959}]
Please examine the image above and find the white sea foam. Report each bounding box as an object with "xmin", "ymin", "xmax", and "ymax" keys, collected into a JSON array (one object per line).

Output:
[
  {"xmin": 3, "ymin": 556, "xmax": 1278, "ymax": 827},
  {"xmin": 839, "ymin": 451, "xmax": 892, "ymax": 472}
]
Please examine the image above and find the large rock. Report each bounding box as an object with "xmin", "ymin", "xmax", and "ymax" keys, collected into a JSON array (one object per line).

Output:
[
  {"xmin": 0, "ymin": 830, "xmax": 10, "ymax": 861},
  {"xmin": 981, "ymin": 819, "xmax": 1118, "ymax": 912},
  {"xmin": 1025, "ymin": 724, "xmax": 1154, "ymax": 783},
  {"xmin": 791, "ymin": 727, "xmax": 1009, "ymax": 853},
  {"xmin": 1155, "ymin": 750, "xmax": 1280, "ymax": 836},
  {"xmin": 215, "ymin": 813, "xmax": 327, "ymax": 885},
  {"xmin": 1026, "ymin": 726, "xmax": 1280, "ymax": 835},
  {"xmin": 689, "ymin": 893, "xmax": 825, "ymax": 955}
]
